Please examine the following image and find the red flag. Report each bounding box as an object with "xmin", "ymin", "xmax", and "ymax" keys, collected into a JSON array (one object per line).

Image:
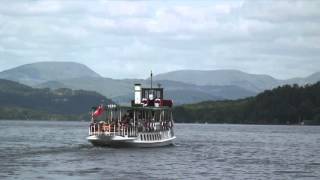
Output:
[{"xmin": 92, "ymin": 105, "xmax": 104, "ymax": 117}]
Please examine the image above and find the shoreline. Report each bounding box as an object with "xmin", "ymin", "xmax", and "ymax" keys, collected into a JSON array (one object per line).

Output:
[{"xmin": 1, "ymin": 119, "xmax": 318, "ymax": 126}]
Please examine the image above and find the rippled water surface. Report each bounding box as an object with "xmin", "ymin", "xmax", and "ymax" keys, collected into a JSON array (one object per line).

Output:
[{"xmin": 0, "ymin": 120, "xmax": 320, "ymax": 179}]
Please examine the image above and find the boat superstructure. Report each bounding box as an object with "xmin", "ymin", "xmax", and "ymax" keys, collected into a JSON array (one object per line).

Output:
[{"xmin": 87, "ymin": 75, "xmax": 176, "ymax": 147}]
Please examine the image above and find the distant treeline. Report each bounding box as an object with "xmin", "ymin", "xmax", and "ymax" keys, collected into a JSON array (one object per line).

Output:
[
  {"xmin": 174, "ymin": 82, "xmax": 320, "ymax": 125},
  {"xmin": 2, "ymin": 78, "xmax": 320, "ymax": 125}
]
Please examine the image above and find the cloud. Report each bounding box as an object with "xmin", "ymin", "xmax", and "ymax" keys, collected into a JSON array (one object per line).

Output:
[
  {"xmin": 0, "ymin": 0, "xmax": 319, "ymax": 79},
  {"xmin": 242, "ymin": 1, "xmax": 320, "ymax": 23}
]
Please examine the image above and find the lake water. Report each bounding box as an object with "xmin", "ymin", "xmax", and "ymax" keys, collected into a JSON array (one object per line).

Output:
[{"xmin": 0, "ymin": 120, "xmax": 320, "ymax": 180}]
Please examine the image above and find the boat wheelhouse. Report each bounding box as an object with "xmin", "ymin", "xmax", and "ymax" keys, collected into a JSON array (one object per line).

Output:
[{"xmin": 87, "ymin": 76, "xmax": 176, "ymax": 147}]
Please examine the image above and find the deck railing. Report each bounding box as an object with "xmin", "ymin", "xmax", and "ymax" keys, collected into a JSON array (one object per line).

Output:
[
  {"xmin": 89, "ymin": 123, "xmax": 138, "ymax": 137},
  {"xmin": 88, "ymin": 123, "xmax": 173, "ymax": 137}
]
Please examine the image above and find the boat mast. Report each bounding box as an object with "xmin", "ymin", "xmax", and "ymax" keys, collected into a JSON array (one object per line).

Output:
[{"xmin": 150, "ymin": 70, "xmax": 153, "ymax": 89}]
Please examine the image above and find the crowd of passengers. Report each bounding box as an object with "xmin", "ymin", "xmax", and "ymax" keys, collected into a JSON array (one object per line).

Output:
[{"xmin": 90, "ymin": 113, "xmax": 173, "ymax": 133}]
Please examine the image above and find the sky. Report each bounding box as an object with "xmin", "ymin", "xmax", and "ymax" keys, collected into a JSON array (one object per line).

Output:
[{"xmin": 0, "ymin": 0, "xmax": 319, "ymax": 79}]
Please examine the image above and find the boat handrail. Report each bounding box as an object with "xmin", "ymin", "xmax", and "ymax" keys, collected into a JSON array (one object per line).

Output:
[
  {"xmin": 88, "ymin": 122, "xmax": 173, "ymax": 137},
  {"xmin": 89, "ymin": 123, "xmax": 138, "ymax": 137}
]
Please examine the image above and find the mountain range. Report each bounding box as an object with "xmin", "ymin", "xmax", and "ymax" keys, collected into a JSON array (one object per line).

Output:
[
  {"xmin": 0, "ymin": 61, "xmax": 319, "ymax": 105},
  {"xmin": 152, "ymin": 69, "xmax": 280, "ymax": 92}
]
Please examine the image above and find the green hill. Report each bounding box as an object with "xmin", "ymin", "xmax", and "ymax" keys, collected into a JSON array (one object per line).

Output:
[
  {"xmin": 174, "ymin": 82, "xmax": 320, "ymax": 125},
  {"xmin": 0, "ymin": 62, "xmax": 101, "ymax": 85},
  {"xmin": 0, "ymin": 79, "xmax": 112, "ymax": 120}
]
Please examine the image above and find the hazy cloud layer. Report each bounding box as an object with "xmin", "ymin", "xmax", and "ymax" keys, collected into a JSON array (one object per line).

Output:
[{"xmin": 0, "ymin": 0, "xmax": 319, "ymax": 79}]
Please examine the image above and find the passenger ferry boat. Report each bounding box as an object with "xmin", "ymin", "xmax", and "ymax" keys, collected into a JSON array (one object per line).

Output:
[{"xmin": 87, "ymin": 75, "xmax": 176, "ymax": 147}]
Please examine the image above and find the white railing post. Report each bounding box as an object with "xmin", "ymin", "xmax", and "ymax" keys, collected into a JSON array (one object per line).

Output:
[{"xmin": 121, "ymin": 125, "xmax": 123, "ymax": 136}]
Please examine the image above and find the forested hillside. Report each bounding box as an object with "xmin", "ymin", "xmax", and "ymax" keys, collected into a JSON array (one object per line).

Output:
[
  {"xmin": 2, "ymin": 77, "xmax": 320, "ymax": 124},
  {"xmin": 174, "ymin": 82, "xmax": 320, "ymax": 125},
  {"xmin": 0, "ymin": 79, "xmax": 112, "ymax": 120}
]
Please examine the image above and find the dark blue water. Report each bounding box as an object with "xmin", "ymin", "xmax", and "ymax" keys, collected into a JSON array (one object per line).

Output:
[{"xmin": 0, "ymin": 120, "xmax": 320, "ymax": 179}]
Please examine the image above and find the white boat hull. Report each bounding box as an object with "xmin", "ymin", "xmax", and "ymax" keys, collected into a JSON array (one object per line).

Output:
[{"xmin": 87, "ymin": 134, "xmax": 176, "ymax": 148}]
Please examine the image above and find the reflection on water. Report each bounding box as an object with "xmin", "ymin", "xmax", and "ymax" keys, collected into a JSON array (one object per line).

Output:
[{"xmin": 0, "ymin": 120, "xmax": 320, "ymax": 179}]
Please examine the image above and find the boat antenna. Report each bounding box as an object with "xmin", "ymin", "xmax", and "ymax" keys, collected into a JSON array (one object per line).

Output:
[{"xmin": 151, "ymin": 70, "xmax": 153, "ymax": 89}]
